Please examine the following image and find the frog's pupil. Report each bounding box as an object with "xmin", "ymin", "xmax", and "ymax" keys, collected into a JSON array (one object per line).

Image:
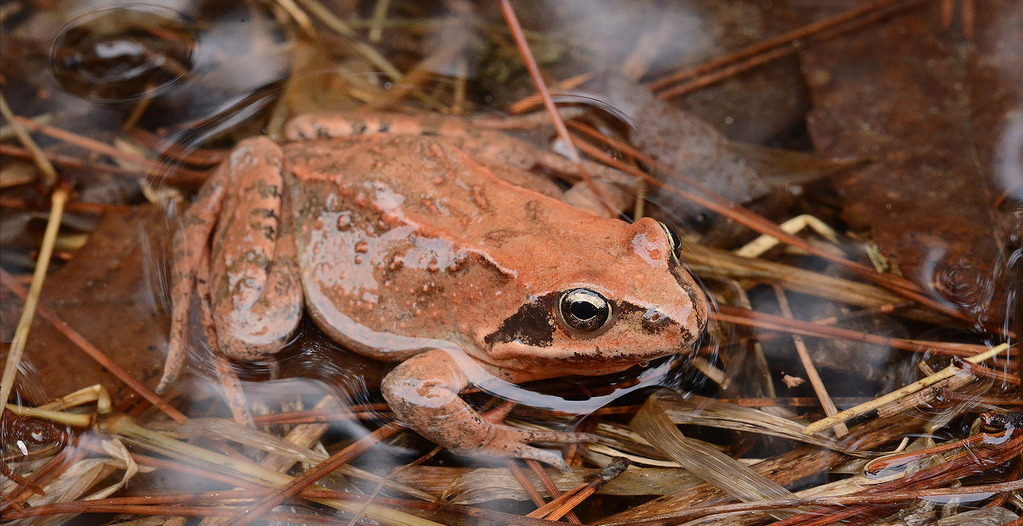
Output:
[{"xmin": 572, "ymin": 301, "xmax": 599, "ymax": 320}]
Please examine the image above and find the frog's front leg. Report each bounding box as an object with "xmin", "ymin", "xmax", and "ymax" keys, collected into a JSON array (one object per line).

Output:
[
  {"xmin": 158, "ymin": 137, "xmax": 302, "ymax": 398},
  {"xmin": 382, "ymin": 350, "xmax": 591, "ymax": 469}
]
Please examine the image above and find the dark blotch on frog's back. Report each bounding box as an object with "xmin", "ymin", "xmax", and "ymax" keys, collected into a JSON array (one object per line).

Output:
[{"xmin": 483, "ymin": 293, "xmax": 558, "ymax": 348}]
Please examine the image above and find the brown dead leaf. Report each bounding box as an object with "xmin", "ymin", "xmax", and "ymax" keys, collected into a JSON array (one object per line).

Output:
[
  {"xmin": 0, "ymin": 205, "xmax": 170, "ymax": 405},
  {"xmin": 800, "ymin": 0, "xmax": 1021, "ymax": 326}
]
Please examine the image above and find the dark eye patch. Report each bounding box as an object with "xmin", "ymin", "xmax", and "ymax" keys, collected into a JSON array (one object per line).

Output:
[{"xmin": 483, "ymin": 293, "xmax": 558, "ymax": 348}]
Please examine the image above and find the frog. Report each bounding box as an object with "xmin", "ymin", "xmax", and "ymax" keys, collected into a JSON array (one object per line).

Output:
[{"xmin": 157, "ymin": 111, "xmax": 708, "ymax": 467}]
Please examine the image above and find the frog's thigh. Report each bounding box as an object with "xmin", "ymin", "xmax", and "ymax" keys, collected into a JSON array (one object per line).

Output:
[
  {"xmin": 381, "ymin": 350, "xmax": 581, "ymax": 468},
  {"xmin": 209, "ymin": 136, "xmax": 302, "ymax": 360}
]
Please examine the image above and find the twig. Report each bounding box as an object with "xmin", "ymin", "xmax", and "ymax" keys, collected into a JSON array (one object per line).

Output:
[
  {"xmin": 712, "ymin": 305, "xmax": 985, "ymax": 357},
  {"xmin": 772, "ymin": 285, "xmax": 847, "ymax": 437},
  {"xmin": 498, "ymin": 0, "xmax": 578, "ymax": 165},
  {"xmin": 528, "ymin": 458, "xmax": 630, "ymax": 520},
  {"xmin": 566, "ymin": 122, "xmax": 980, "ymax": 325},
  {"xmin": 499, "ymin": 0, "xmax": 617, "ymax": 216},
  {"xmin": 648, "ymin": 0, "xmax": 924, "ymax": 97},
  {"xmin": 525, "ymin": 458, "xmax": 581, "ymax": 524},
  {"xmin": 803, "ymin": 343, "xmax": 1012, "ymax": 434},
  {"xmin": 0, "ymin": 94, "xmax": 58, "ymax": 187},
  {"xmin": 10, "ymin": 116, "xmax": 208, "ymax": 185},
  {"xmin": 223, "ymin": 422, "xmax": 403, "ymax": 526}
]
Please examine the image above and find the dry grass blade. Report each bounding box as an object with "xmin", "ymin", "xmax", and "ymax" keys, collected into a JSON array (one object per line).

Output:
[
  {"xmin": 156, "ymin": 415, "xmax": 433, "ymax": 501},
  {"xmin": 803, "ymin": 343, "xmax": 1013, "ymax": 434},
  {"xmin": 712, "ymin": 304, "xmax": 987, "ymax": 357},
  {"xmin": 680, "ymin": 244, "xmax": 947, "ymax": 325},
  {"xmin": 0, "ymin": 94, "xmax": 57, "ymax": 186},
  {"xmin": 93, "ymin": 414, "xmax": 435, "ymax": 526},
  {"xmin": 0, "ymin": 188, "xmax": 67, "ymax": 414},
  {"xmin": 221, "ymin": 421, "xmax": 406, "ymax": 526},
  {"xmin": 631, "ymin": 393, "xmax": 797, "ymax": 520},
  {"xmin": 292, "ymin": 0, "xmax": 404, "ymax": 81},
  {"xmin": 773, "ymin": 285, "xmax": 848, "ymax": 437},
  {"xmin": 602, "ymin": 480, "xmax": 1023, "ymax": 525},
  {"xmin": 10, "ymin": 116, "xmax": 208, "ymax": 185},
  {"xmin": 650, "ymin": 392, "xmax": 870, "ymax": 457}
]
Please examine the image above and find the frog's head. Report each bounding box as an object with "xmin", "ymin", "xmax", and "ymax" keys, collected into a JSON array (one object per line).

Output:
[{"xmin": 479, "ymin": 217, "xmax": 707, "ymax": 378}]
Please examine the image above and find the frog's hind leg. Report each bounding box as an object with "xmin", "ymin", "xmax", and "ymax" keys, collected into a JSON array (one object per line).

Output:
[
  {"xmin": 157, "ymin": 163, "xmax": 230, "ymax": 393},
  {"xmin": 158, "ymin": 137, "xmax": 302, "ymax": 404},
  {"xmin": 196, "ymin": 243, "xmax": 255, "ymax": 426},
  {"xmin": 382, "ymin": 350, "xmax": 594, "ymax": 470},
  {"xmin": 207, "ymin": 137, "xmax": 302, "ymax": 362}
]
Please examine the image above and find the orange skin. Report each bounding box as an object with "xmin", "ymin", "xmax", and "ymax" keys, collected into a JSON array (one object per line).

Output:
[{"xmin": 159, "ymin": 112, "xmax": 707, "ymax": 468}]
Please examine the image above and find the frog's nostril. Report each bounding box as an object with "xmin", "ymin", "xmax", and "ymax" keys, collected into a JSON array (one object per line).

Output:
[{"xmin": 642, "ymin": 307, "xmax": 671, "ymax": 332}]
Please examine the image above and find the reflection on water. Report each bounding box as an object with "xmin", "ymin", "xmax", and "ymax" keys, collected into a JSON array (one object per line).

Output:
[{"xmin": 1, "ymin": 0, "xmax": 1020, "ymax": 524}]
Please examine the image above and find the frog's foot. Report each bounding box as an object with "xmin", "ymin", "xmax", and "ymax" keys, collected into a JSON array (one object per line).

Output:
[
  {"xmin": 381, "ymin": 350, "xmax": 592, "ymax": 470},
  {"xmin": 451, "ymin": 425, "xmax": 595, "ymax": 470},
  {"xmin": 158, "ymin": 163, "xmax": 231, "ymax": 393}
]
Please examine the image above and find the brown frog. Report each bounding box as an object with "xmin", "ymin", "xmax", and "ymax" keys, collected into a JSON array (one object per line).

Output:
[{"xmin": 158, "ymin": 112, "xmax": 707, "ymax": 467}]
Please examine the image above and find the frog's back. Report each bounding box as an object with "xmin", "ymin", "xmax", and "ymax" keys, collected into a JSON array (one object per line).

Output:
[{"xmin": 283, "ymin": 134, "xmax": 580, "ymax": 358}]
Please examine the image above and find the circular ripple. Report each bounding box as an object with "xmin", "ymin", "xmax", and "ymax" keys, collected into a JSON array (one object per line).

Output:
[{"xmin": 50, "ymin": 5, "xmax": 195, "ymax": 102}]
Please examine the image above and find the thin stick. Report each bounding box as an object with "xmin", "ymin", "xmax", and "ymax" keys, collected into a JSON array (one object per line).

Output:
[
  {"xmin": 647, "ymin": 0, "xmax": 918, "ymax": 91},
  {"xmin": 498, "ymin": 0, "xmax": 617, "ymax": 217},
  {"xmin": 525, "ymin": 458, "xmax": 582, "ymax": 524},
  {"xmin": 0, "ymin": 269, "xmax": 187, "ymax": 422},
  {"xmin": 10, "ymin": 116, "xmax": 208, "ymax": 185},
  {"xmin": 0, "ymin": 188, "xmax": 68, "ymax": 414},
  {"xmin": 567, "ymin": 123, "xmax": 979, "ymax": 325},
  {"xmin": 803, "ymin": 343, "xmax": 1012, "ymax": 434},
  {"xmin": 223, "ymin": 422, "xmax": 403, "ymax": 526},
  {"xmin": 773, "ymin": 285, "xmax": 847, "ymax": 437},
  {"xmin": 712, "ymin": 305, "xmax": 982, "ymax": 357},
  {"xmin": 657, "ymin": 45, "xmax": 794, "ymax": 100},
  {"xmin": 0, "ymin": 94, "xmax": 58, "ymax": 187},
  {"xmin": 498, "ymin": 0, "xmax": 578, "ymax": 164}
]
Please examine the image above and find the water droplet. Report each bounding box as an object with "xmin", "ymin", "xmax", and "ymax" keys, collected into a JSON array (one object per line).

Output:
[{"xmin": 51, "ymin": 5, "xmax": 195, "ymax": 102}]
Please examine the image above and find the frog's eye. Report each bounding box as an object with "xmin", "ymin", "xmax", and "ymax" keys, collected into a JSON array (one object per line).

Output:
[
  {"xmin": 558, "ymin": 288, "xmax": 614, "ymax": 336},
  {"xmin": 657, "ymin": 221, "xmax": 682, "ymax": 256}
]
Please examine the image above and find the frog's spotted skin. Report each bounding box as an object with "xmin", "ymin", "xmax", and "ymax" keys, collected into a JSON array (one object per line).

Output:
[{"xmin": 159, "ymin": 112, "xmax": 707, "ymax": 468}]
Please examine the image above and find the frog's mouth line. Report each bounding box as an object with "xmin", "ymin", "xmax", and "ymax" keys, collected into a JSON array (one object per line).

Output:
[{"xmin": 454, "ymin": 349, "xmax": 678, "ymax": 414}]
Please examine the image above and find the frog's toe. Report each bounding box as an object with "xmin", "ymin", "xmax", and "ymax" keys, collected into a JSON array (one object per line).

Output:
[
  {"xmin": 519, "ymin": 428, "xmax": 599, "ymax": 444},
  {"xmin": 455, "ymin": 437, "xmax": 570, "ymax": 470},
  {"xmin": 472, "ymin": 425, "xmax": 596, "ymax": 469},
  {"xmin": 155, "ymin": 348, "xmax": 187, "ymax": 393},
  {"xmin": 515, "ymin": 446, "xmax": 572, "ymax": 471}
]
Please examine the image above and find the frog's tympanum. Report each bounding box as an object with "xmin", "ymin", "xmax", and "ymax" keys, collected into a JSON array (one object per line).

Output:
[{"xmin": 158, "ymin": 112, "xmax": 707, "ymax": 467}]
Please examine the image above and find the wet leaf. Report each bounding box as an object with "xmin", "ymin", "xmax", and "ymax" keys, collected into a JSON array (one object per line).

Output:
[
  {"xmin": 800, "ymin": 1, "xmax": 1022, "ymax": 325},
  {"xmin": 0, "ymin": 205, "xmax": 170, "ymax": 405}
]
